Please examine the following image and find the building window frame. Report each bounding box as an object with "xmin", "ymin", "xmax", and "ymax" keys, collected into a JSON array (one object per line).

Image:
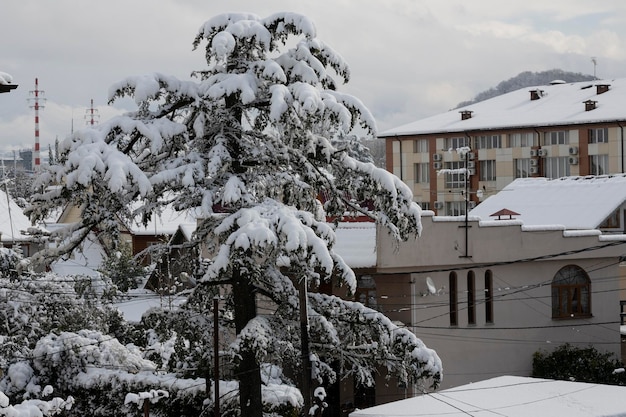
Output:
[
  {"xmin": 509, "ymin": 132, "xmax": 538, "ymax": 148},
  {"xmin": 551, "ymin": 265, "xmax": 591, "ymax": 319},
  {"xmin": 449, "ymin": 272, "xmax": 458, "ymax": 326},
  {"xmin": 414, "ymin": 163, "xmax": 430, "ymax": 184},
  {"xmin": 467, "ymin": 271, "xmax": 476, "ymax": 325},
  {"xmin": 444, "ymin": 161, "xmax": 467, "ymax": 189},
  {"xmin": 476, "ymin": 135, "xmax": 501, "ymax": 150},
  {"xmin": 479, "ymin": 160, "xmax": 496, "ymax": 181},
  {"xmin": 413, "ymin": 139, "xmax": 429, "ymax": 153},
  {"xmin": 544, "ymin": 156, "xmax": 570, "ymax": 179},
  {"xmin": 485, "ymin": 270, "xmax": 493, "ymax": 323},
  {"xmin": 515, "ymin": 158, "xmax": 532, "ymax": 178},
  {"xmin": 589, "ymin": 127, "xmax": 609, "ymax": 144},
  {"xmin": 544, "ymin": 130, "xmax": 569, "ymax": 145},
  {"xmin": 445, "ymin": 136, "xmax": 469, "ymax": 150},
  {"xmin": 589, "ymin": 154, "xmax": 608, "ymax": 176}
]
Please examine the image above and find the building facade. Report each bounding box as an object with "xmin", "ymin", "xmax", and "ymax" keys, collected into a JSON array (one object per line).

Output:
[
  {"xmin": 380, "ymin": 80, "xmax": 626, "ymax": 215},
  {"xmin": 372, "ymin": 212, "xmax": 625, "ymax": 390}
]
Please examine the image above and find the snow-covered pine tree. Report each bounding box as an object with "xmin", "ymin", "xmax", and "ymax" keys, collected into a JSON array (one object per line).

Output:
[{"xmin": 28, "ymin": 12, "xmax": 442, "ymax": 416}]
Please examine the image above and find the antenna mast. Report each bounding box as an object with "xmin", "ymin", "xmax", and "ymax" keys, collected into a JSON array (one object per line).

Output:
[
  {"xmin": 28, "ymin": 78, "xmax": 46, "ymax": 172},
  {"xmin": 85, "ymin": 98, "xmax": 100, "ymax": 126}
]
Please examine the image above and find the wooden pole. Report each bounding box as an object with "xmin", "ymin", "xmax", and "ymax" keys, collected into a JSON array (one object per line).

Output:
[{"xmin": 214, "ymin": 296, "xmax": 220, "ymax": 417}]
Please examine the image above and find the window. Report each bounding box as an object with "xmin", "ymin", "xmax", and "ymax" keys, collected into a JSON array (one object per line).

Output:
[
  {"xmin": 476, "ymin": 135, "xmax": 501, "ymax": 149},
  {"xmin": 589, "ymin": 154, "xmax": 608, "ymax": 175},
  {"xmin": 589, "ymin": 127, "xmax": 608, "ymax": 144},
  {"xmin": 467, "ymin": 271, "xmax": 476, "ymax": 325},
  {"xmin": 444, "ymin": 161, "xmax": 467, "ymax": 189},
  {"xmin": 515, "ymin": 158, "xmax": 532, "ymax": 178},
  {"xmin": 356, "ymin": 275, "xmax": 378, "ymax": 310},
  {"xmin": 552, "ymin": 265, "xmax": 591, "ymax": 319},
  {"xmin": 544, "ymin": 157, "xmax": 570, "ymax": 179},
  {"xmin": 485, "ymin": 270, "xmax": 493, "ymax": 323},
  {"xmin": 413, "ymin": 139, "xmax": 429, "ymax": 153},
  {"xmin": 445, "ymin": 137, "xmax": 469, "ymax": 150},
  {"xmin": 419, "ymin": 201, "xmax": 431, "ymax": 211},
  {"xmin": 479, "ymin": 160, "xmax": 496, "ymax": 181},
  {"xmin": 445, "ymin": 201, "xmax": 466, "ymax": 216},
  {"xmin": 509, "ymin": 132, "xmax": 537, "ymax": 148},
  {"xmin": 544, "ymin": 130, "xmax": 569, "ymax": 145},
  {"xmin": 599, "ymin": 209, "xmax": 620, "ymax": 229},
  {"xmin": 414, "ymin": 163, "xmax": 430, "ymax": 183},
  {"xmin": 449, "ymin": 272, "xmax": 458, "ymax": 326}
]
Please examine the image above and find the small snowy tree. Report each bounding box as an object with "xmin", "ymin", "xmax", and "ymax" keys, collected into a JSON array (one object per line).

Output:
[{"xmin": 28, "ymin": 12, "xmax": 441, "ymax": 416}]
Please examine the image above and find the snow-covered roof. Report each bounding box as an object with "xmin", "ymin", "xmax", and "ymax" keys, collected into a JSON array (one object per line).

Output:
[
  {"xmin": 334, "ymin": 222, "xmax": 376, "ymax": 268},
  {"xmin": 0, "ymin": 72, "xmax": 13, "ymax": 85},
  {"xmin": 469, "ymin": 175, "xmax": 626, "ymax": 229},
  {"xmin": 349, "ymin": 375, "xmax": 626, "ymax": 416},
  {"xmin": 0, "ymin": 188, "xmax": 33, "ymax": 242},
  {"xmin": 126, "ymin": 204, "xmax": 201, "ymax": 236},
  {"xmin": 381, "ymin": 78, "xmax": 626, "ymax": 136}
]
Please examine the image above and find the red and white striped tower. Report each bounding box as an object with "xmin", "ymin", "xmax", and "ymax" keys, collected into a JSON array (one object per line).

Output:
[
  {"xmin": 28, "ymin": 78, "xmax": 46, "ymax": 171},
  {"xmin": 85, "ymin": 98, "xmax": 99, "ymax": 126}
]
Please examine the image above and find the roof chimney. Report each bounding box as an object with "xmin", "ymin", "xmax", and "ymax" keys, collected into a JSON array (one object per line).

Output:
[
  {"xmin": 596, "ymin": 84, "xmax": 610, "ymax": 95},
  {"xmin": 459, "ymin": 110, "xmax": 473, "ymax": 120},
  {"xmin": 584, "ymin": 100, "xmax": 597, "ymax": 111},
  {"xmin": 529, "ymin": 89, "xmax": 543, "ymax": 101}
]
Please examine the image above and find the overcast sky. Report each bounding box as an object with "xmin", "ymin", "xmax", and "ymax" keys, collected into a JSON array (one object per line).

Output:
[{"xmin": 2, "ymin": 0, "xmax": 626, "ymax": 154}]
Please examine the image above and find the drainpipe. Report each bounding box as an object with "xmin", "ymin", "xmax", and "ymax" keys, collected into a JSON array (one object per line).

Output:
[
  {"xmin": 394, "ymin": 136, "xmax": 403, "ymax": 180},
  {"xmin": 618, "ymin": 122, "xmax": 625, "ymax": 174}
]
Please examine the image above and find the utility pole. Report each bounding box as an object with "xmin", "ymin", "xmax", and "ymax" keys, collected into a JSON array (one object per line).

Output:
[
  {"xmin": 213, "ymin": 296, "xmax": 220, "ymax": 417},
  {"xmin": 299, "ymin": 278, "xmax": 312, "ymax": 414}
]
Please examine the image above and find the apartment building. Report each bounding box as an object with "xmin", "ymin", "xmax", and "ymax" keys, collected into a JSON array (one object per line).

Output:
[{"xmin": 380, "ymin": 79, "xmax": 626, "ymax": 215}]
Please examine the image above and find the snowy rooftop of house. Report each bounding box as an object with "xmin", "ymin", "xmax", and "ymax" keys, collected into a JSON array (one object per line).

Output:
[
  {"xmin": 381, "ymin": 78, "xmax": 626, "ymax": 136},
  {"xmin": 349, "ymin": 375, "xmax": 626, "ymax": 417},
  {"xmin": 126, "ymin": 204, "xmax": 201, "ymax": 236},
  {"xmin": 334, "ymin": 222, "xmax": 376, "ymax": 268},
  {"xmin": 0, "ymin": 188, "xmax": 33, "ymax": 242},
  {"xmin": 469, "ymin": 175, "xmax": 626, "ymax": 229}
]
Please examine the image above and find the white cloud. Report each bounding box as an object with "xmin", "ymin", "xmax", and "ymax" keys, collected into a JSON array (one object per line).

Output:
[{"xmin": 1, "ymin": 0, "xmax": 625, "ymax": 148}]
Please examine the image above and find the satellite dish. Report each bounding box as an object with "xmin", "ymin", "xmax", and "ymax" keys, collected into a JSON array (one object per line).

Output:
[{"xmin": 426, "ymin": 277, "xmax": 436, "ymax": 295}]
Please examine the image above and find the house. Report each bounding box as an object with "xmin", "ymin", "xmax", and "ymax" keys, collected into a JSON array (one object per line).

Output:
[
  {"xmin": 379, "ymin": 78, "xmax": 626, "ymax": 215},
  {"xmin": 349, "ymin": 375, "xmax": 626, "ymax": 416},
  {"xmin": 368, "ymin": 174, "xmax": 626, "ymax": 392},
  {"xmin": 0, "ymin": 188, "xmax": 44, "ymax": 257}
]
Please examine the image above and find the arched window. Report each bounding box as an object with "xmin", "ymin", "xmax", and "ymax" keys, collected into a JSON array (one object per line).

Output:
[
  {"xmin": 467, "ymin": 271, "xmax": 475, "ymax": 325},
  {"xmin": 485, "ymin": 270, "xmax": 493, "ymax": 323},
  {"xmin": 551, "ymin": 265, "xmax": 591, "ymax": 319},
  {"xmin": 449, "ymin": 272, "xmax": 458, "ymax": 326}
]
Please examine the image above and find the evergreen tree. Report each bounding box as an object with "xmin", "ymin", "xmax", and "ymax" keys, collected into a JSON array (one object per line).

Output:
[{"xmin": 28, "ymin": 12, "xmax": 441, "ymax": 416}]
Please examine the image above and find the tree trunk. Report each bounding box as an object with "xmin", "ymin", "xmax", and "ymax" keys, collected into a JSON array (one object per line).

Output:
[{"xmin": 232, "ymin": 267, "xmax": 262, "ymax": 417}]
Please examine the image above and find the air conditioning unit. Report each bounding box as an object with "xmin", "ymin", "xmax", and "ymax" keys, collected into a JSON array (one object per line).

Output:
[
  {"xmin": 467, "ymin": 168, "xmax": 475, "ymax": 176},
  {"xmin": 432, "ymin": 153, "xmax": 442, "ymax": 161},
  {"xmin": 569, "ymin": 146, "xmax": 579, "ymax": 155},
  {"xmin": 538, "ymin": 148, "xmax": 548, "ymax": 157},
  {"xmin": 468, "ymin": 201, "xmax": 477, "ymax": 209},
  {"xmin": 569, "ymin": 156, "xmax": 579, "ymax": 165},
  {"xmin": 467, "ymin": 152, "xmax": 475, "ymax": 160},
  {"xmin": 530, "ymin": 159, "xmax": 538, "ymax": 166},
  {"xmin": 434, "ymin": 201, "xmax": 444, "ymax": 210},
  {"xmin": 530, "ymin": 149, "xmax": 538, "ymax": 157},
  {"xmin": 467, "ymin": 160, "xmax": 475, "ymax": 169},
  {"xmin": 530, "ymin": 166, "xmax": 539, "ymax": 175},
  {"xmin": 433, "ymin": 161, "xmax": 442, "ymax": 169}
]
